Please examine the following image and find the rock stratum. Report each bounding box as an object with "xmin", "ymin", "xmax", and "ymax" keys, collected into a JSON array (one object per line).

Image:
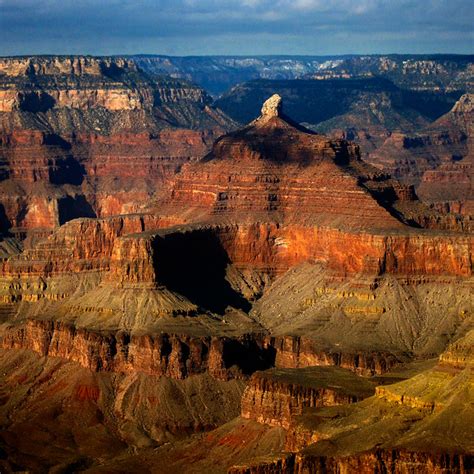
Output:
[
  {"xmin": 0, "ymin": 56, "xmax": 236, "ymax": 240},
  {"xmin": 217, "ymin": 80, "xmax": 473, "ymax": 223},
  {"xmin": 0, "ymin": 84, "xmax": 472, "ymax": 473}
]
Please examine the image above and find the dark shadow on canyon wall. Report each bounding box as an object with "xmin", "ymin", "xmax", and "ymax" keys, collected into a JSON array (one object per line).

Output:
[
  {"xmin": 43, "ymin": 135, "xmax": 86, "ymax": 186},
  {"xmin": 57, "ymin": 196, "xmax": 96, "ymax": 225},
  {"xmin": 0, "ymin": 204, "xmax": 11, "ymax": 234},
  {"xmin": 154, "ymin": 229, "xmax": 251, "ymax": 314},
  {"xmin": 19, "ymin": 92, "xmax": 56, "ymax": 113},
  {"xmin": 222, "ymin": 338, "xmax": 276, "ymax": 375}
]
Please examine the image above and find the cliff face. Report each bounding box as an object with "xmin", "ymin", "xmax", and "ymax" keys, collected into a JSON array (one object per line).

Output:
[
  {"xmin": 291, "ymin": 450, "xmax": 474, "ymax": 474},
  {"xmin": 0, "ymin": 214, "xmax": 166, "ymax": 279},
  {"xmin": 1, "ymin": 216, "xmax": 470, "ymax": 314},
  {"xmin": 438, "ymin": 330, "xmax": 474, "ymax": 368},
  {"xmin": 366, "ymin": 94, "xmax": 473, "ymax": 217},
  {"xmin": 0, "ymin": 319, "xmax": 275, "ymax": 380},
  {"xmin": 241, "ymin": 367, "xmax": 375, "ymax": 429},
  {"xmin": 268, "ymin": 336, "xmax": 401, "ymax": 376},
  {"xmin": 0, "ymin": 56, "xmax": 208, "ymax": 113},
  {"xmin": 0, "ymin": 56, "xmax": 137, "ymax": 77},
  {"xmin": 228, "ymin": 450, "xmax": 474, "ymax": 474},
  {"xmin": 0, "ymin": 56, "xmax": 236, "ymax": 236},
  {"xmin": 0, "ymin": 319, "xmax": 403, "ymax": 382}
]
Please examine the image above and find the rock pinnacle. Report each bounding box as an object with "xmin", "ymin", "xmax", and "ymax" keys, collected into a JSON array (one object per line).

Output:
[{"xmin": 260, "ymin": 94, "xmax": 282, "ymax": 119}]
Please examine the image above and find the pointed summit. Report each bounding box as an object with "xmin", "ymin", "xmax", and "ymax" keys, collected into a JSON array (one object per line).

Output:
[
  {"xmin": 162, "ymin": 93, "xmax": 415, "ymax": 231},
  {"xmin": 251, "ymin": 93, "xmax": 314, "ymax": 134},
  {"xmin": 259, "ymin": 94, "xmax": 282, "ymax": 120}
]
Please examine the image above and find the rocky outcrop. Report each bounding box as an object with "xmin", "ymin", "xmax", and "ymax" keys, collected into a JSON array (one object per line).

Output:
[
  {"xmin": 0, "ymin": 56, "xmax": 136, "ymax": 77},
  {"xmin": 164, "ymin": 115, "xmax": 403, "ymax": 232},
  {"xmin": 293, "ymin": 449, "xmax": 474, "ymax": 474},
  {"xmin": 228, "ymin": 454, "xmax": 295, "ymax": 474},
  {"xmin": 228, "ymin": 450, "xmax": 474, "ymax": 474},
  {"xmin": 0, "ymin": 56, "xmax": 236, "ymax": 235},
  {"xmin": 367, "ymin": 93, "xmax": 473, "ymax": 216},
  {"xmin": 439, "ymin": 330, "xmax": 474, "ymax": 368},
  {"xmin": 231, "ymin": 333, "xmax": 474, "ymax": 471},
  {"xmin": 229, "ymin": 449, "xmax": 473, "ymax": 474},
  {"xmin": 414, "ymin": 94, "xmax": 473, "ymax": 215},
  {"xmin": 258, "ymin": 94, "xmax": 283, "ymax": 121},
  {"xmin": 241, "ymin": 367, "xmax": 374, "ymax": 429},
  {"xmin": 0, "ymin": 319, "xmax": 276, "ymax": 380},
  {"xmin": 268, "ymin": 336, "xmax": 401, "ymax": 376},
  {"xmin": 417, "ymin": 155, "xmax": 473, "ymax": 217},
  {"xmin": 0, "ymin": 317, "xmax": 410, "ymax": 383},
  {"xmin": 216, "ymin": 76, "xmax": 472, "ymax": 223},
  {"xmin": 0, "ymin": 214, "xmax": 167, "ymax": 278},
  {"xmin": 0, "ymin": 56, "xmax": 210, "ymax": 112}
]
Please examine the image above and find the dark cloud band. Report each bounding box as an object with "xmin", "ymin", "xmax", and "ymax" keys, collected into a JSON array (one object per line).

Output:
[{"xmin": 0, "ymin": 0, "xmax": 472, "ymax": 55}]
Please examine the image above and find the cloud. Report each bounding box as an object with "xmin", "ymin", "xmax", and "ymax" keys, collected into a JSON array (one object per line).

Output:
[{"xmin": 0, "ymin": 0, "xmax": 472, "ymax": 55}]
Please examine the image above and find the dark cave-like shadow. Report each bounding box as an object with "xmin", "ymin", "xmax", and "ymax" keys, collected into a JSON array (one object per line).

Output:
[
  {"xmin": 0, "ymin": 204, "xmax": 11, "ymax": 235},
  {"xmin": 19, "ymin": 92, "xmax": 56, "ymax": 113},
  {"xmin": 43, "ymin": 135, "xmax": 86, "ymax": 186},
  {"xmin": 57, "ymin": 196, "xmax": 97, "ymax": 226},
  {"xmin": 222, "ymin": 339, "xmax": 276, "ymax": 375},
  {"xmin": 153, "ymin": 229, "xmax": 251, "ymax": 314}
]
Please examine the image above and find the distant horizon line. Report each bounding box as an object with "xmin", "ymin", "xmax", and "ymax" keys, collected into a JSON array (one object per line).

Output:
[{"xmin": 1, "ymin": 53, "xmax": 473, "ymax": 59}]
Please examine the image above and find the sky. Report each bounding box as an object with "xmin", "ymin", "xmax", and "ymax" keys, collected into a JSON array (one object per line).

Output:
[{"xmin": 0, "ymin": 0, "xmax": 473, "ymax": 56}]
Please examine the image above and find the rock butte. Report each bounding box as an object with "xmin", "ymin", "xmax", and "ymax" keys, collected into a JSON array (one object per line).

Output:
[
  {"xmin": 217, "ymin": 79, "xmax": 473, "ymax": 223},
  {"xmin": 0, "ymin": 82, "xmax": 472, "ymax": 473}
]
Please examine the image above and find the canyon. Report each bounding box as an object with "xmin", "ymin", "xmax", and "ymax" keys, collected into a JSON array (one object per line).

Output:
[
  {"xmin": 134, "ymin": 54, "xmax": 473, "ymax": 96},
  {"xmin": 0, "ymin": 56, "xmax": 236, "ymax": 241},
  {"xmin": 0, "ymin": 57, "xmax": 472, "ymax": 473}
]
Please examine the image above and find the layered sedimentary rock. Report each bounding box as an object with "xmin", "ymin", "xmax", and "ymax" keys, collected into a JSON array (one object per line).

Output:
[
  {"xmin": 367, "ymin": 94, "xmax": 473, "ymax": 216},
  {"xmin": 154, "ymin": 95, "xmax": 471, "ymax": 276},
  {"xmin": 0, "ymin": 214, "xmax": 165, "ymax": 279},
  {"xmin": 241, "ymin": 367, "xmax": 375, "ymax": 428},
  {"xmin": 285, "ymin": 336, "xmax": 474, "ymax": 471},
  {"xmin": 416, "ymin": 94, "xmax": 473, "ymax": 214},
  {"xmin": 0, "ymin": 56, "xmax": 236, "ymax": 236},
  {"xmin": 227, "ymin": 335, "xmax": 473, "ymax": 473},
  {"xmin": 217, "ymin": 78, "xmax": 473, "ymax": 228},
  {"xmin": 0, "ymin": 315, "xmax": 404, "ymax": 382},
  {"xmin": 0, "ymin": 348, "xmax": 247, "ymax": 472},
  {"xmin": 1, "ymin": 319, "xmax": 276, "ymax": 380},
  {"xmin": 229, "ymin": 451, "xmax": 473, "ymax": 474},
  {"xmin": 267, "ymin": 336, "xmax": 401, "ymax": 376},
  {"xmin": 291, "ymin": 450, "xmax": 473, "ymax": 474},
  {"xmin": 0, "ymin": 93, "xmax": 472, "ymax": 472}
]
